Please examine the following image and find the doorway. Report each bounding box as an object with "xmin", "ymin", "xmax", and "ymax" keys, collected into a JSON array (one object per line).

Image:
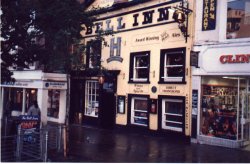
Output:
[
  {"xmin": 99, "ymin": 74, "xmax": 118, "ymax": 129},
  {"xmin": 241, "ymin": 87, "xmax": 250, "ymax": 145}
]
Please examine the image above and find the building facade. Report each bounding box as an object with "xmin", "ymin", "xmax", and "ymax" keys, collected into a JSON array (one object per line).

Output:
[
  {"xmin": 70, "ymin": 0, "xmax": 194, "ymax": 138},
  {"xmin": 0, "ymin": 70, "xmax": 68, "ymax": 125},
  {"xmin": 192, "ymin": 0, "xmax": 250, "ymax": 148}
]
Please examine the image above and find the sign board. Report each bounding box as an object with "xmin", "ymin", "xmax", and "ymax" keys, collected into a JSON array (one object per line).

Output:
[
  {"xmin": 190, "ymin": 51, "xmax": 199, "ymax": 67},
  {"xmin": 84, "ymin": 1, "xmax": 182, "ymax": 37},
  {"xmin": 192, "ymin": 90, "xmax": 198, "ymax": 115},
  {"xmin": 117, "ymin": 96, "xmax": 125, "ymax": 114},
  {"xmin": 132, "ymin": 29, "xmax": 183, "ymax": 46},
  {"xmin": 1, "ymin": 81, "xmax": 43, "ymax": 89},
  {"xmin": 201, "ymin": 45, "xmax": 250, "ymax": 74},
  {"xmin": 19, "ymin": 115, "xmax": 40, "ymax": 143},
  {"xmin": 129, "ymin": 84, "xmax": 149, "ymax": 93},
  {"xmin": 44, "ymin": 81, "xmax": 67, "ymax": 90},
  {"xmin": 160, "ymin": 85, "xmax": 185, "ymax": 95},
  {"xmin": 202, "ymin": 0, "xmax": 217, "ymax": 31}
]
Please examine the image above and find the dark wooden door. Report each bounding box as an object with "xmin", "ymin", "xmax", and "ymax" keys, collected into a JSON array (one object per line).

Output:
[{"xmin": 99, "ymin": 81, "xmax": 116, "ymax": 129}]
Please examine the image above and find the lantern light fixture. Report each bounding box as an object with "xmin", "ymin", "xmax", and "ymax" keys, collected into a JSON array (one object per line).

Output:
[{"xmin": 169, "ymin": 1, "xmax": 192, "ymax": 42}]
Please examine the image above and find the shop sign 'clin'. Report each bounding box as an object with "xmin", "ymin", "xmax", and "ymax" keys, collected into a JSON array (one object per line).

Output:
[{"xmin": 220, "ymin": 54, "xmax": 250, "ymax": 64}]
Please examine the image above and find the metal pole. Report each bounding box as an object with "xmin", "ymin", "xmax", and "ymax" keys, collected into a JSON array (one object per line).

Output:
[
  {"xmin": 237, "ymin": 78, "xmax": 240, "ymax": 141},
  {"xmin": 22, "ymin": 88, "xmax": 26, "ymax": 115},
  {"xmin": 63, "ymin": 126, "xmax": 67, "ymax": 157},
  {"xmin": 57, "ymin": 124, "xmax": 62, "ymax": 152},
  {"xmin": 16, "ymin": 125, "xmax": 21, "ymax": 161},
  {"xmin": 43, "ymin": 130, "xmax": 48, "ymax": 162},
  {"xmin": 4, "ymin": 116, "xmax": 7, "ymax": 136}
]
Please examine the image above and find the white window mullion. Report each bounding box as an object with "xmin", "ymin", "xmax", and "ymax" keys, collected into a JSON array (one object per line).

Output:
[
  {"xmin": 162, "ymin": 98, "xmax": 184, "ymax": 132},
  {"xmin": 131, "ymin": 97, "xmax": 148, "ymax": 126},
  {"xmin": 162, "ymin": 51, "xmax": 184, "ymax": 82},
  {"xmin": 85, "ymin": 80, "xmax": 99, "ymax": 117}
]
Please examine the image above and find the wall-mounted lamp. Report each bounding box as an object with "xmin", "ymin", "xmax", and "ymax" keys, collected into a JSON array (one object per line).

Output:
[
  {"xmin": 98, "ymin": 68, "xmax": 105, "ymax": 84},
  {"xmin": 172, "ymin": 10, "xmax": 185, "ymax": 23},
  {"xmin": 170, "ymin": 1, "xmax": 192, "ymax": 42}
]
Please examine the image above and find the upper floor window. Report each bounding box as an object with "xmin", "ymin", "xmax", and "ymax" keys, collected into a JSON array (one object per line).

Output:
[
  {"xmin": 129, "ymin": 51, "xmax": 150, "ymax": 83},
  {"xmin": 227, "ymin": 0, "xmax": 250, "ymax": 39},
  {"xmin": 86, "ymin": 40, "xmax": 102, "ymax": 68},
  {"xmin": 159, "ymin": 48, "xmax": 186, "ymax": 83}
]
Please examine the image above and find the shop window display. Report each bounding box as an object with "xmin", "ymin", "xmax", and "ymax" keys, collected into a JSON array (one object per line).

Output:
[
  {"xmin": 201, "ymin": 85, "xmax": 237, "ymax": 140},
  {"xmin": 47, "ymin": 90, "xmax": 60, "ymax": 118},
  {"xmin": 3, "ymin": 88, "xmax": 23, "ymax": 116},
  {"xmin": 25, "ymin": 89, "xmax": 37, "ymax": 113}
]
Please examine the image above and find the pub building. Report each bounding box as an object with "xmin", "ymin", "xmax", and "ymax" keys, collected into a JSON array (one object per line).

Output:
[
  {"xmin": 191, "ymin": 0, "xmax": 250, "ymax": 148},
  {"xmin": 69, "ymin": 0, "xmax": 194, "ymax": 139},
  {"xmin": 0, "ymin": 69, "xmax": 68, "ymax": 126}
]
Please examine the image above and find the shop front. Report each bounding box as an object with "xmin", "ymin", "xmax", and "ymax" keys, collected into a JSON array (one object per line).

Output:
[
  {"xmin": 0, "ymin": 70, "xmax": 67, "ymax": 126},
  {"xmin": 71, "ymin": 0, "xmax": 194, "ymax": 138},
  {"xmin": 192, "ymin": 44, "xmax": 250, "ymax": 148}
]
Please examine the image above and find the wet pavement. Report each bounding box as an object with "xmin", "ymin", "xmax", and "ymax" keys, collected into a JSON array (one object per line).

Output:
[{"xmin": 48, "ymin": 125, "xmax": 250, "ymax": 163}]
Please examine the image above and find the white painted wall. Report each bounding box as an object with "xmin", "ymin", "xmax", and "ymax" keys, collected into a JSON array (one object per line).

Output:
[{"xmin": 38, "ymin": 88, "xmax": 48, "ymax": 126}]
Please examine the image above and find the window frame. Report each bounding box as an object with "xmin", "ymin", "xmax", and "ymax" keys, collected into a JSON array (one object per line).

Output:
[
  {"xmin": 84, "ymin": 80, "xmax": 99, "ymax": 118},
  {"xmin": 225, "ymin": 0, "xmax": 250, "ymax": 41},
  {"xmin": 129, "ymin": 51, "xmax": 150, "ymax": 83},
  {"xmin": 86, "ymin": 40, "xmax": 102, "ymax": 69},
  {"xmin": 128, "ymin": 94, "xmax": 150, "ymax": 127},
  {"xmin": 158, "ymin": 96, "xmax": 185, "ymax": 133},
  {"xmin": 159, "ymin": 48, "xmax": 186, "ymax": 84}
]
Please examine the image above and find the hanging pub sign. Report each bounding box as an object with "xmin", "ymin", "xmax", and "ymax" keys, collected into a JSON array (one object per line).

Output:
[{"xmin": 202, "ymin": 0, "xmax": 217, "ymax": 31}]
